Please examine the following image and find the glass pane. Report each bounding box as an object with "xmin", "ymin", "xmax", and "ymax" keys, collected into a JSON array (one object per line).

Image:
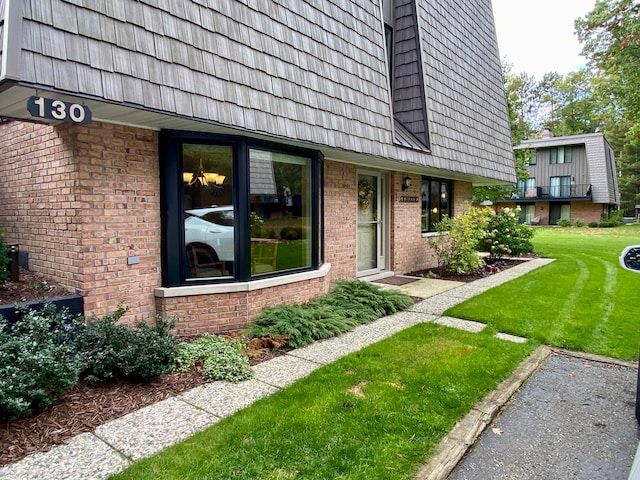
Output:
[
  {"xmin": 249, "ymin": 149, "xmax": 311, "ymax": 276},
  {"xmin": 439, "ymin": 182, "xmax": 449, "ymax": 221},
  {"xmin": 421, "ymin": 180, "xmax": 429, "ymax": 231},
  {"xmin": 430, "ymin": 180, "xmax": 440, "ymax": 230},
  {"xmin": 357, "ymin": 174, "xmax": 378, "ymax": 271},
  {"xmin": 550, "ymin": 176, "xmax": 560, "ymax": 197},
  {"xmin": 183, "ymin": 144, "xmax": 234, "ymax": 279}
]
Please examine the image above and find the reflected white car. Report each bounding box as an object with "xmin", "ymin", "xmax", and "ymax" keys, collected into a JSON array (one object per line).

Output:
[{"xmin": 184, "ymin": 206, "xmax": 234, "ymax": 262}]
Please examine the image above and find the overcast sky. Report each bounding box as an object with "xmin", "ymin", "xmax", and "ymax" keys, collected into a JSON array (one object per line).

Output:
[{"xmin": 491, "ymin": 0, "xmax": 597, "ymax": 79}]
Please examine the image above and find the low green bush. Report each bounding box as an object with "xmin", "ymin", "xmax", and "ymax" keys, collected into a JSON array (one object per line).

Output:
[
  {"xmin": 557, "ymin": 218, "xmax": 571, "ymax": 227},
  {"xmin": 588, "ymin": 221, "xmax": 599, "ymax": 228},
  {"xmin": 598, "ymin": 221, "xmax": 616, "ymax": 228},
  {"xmin": 574, "ymin": 218, "xmax": 585, "ymax": 227},
  {"xmin": 74, "ymin": 307, "xmax": 179, "ymax": 383},
  {"xmin": 175, "ymin": 334, "xmax": 253, "ymax": 382},
  {"xmin": 0, "ymin": 304, "xmax": 85, "ymax": 419},
  {"xmin": 280, "ymin": 226, "xmax": 305, "ymax": 240},
  {"xmin": 245, "ymin": 281, "xmax": 413, "ymax": 348}
]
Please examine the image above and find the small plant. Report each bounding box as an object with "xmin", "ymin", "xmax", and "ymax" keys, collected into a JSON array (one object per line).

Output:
[
  {"xmin": 588, "ymin": 221, "xmax": 599, "ymax": 228},
  {"xmin": 574, "ymin": 218, "xmax": 585, "ymax": 227},
  {"xmin": 175, "ymin": 334, "xmax": 253, "ymax": 383},
  {"xmin": 0, "ymin": 303, "xmax": 85, "ymax": 419},
  {"xmin": 557, "ymin": 218, "xmax": 571, "ymax": 227},
  {"xmin": 250, "ymin": 212, "xmax": 264, "ymax": 237},
  {"xmin": 0, "ymin": 227, "xmax": 9, "ymax": 285},
  {"xmin": 280, "ymin": 226, "xmax": 304, "ymax": 240},
  {"xmin": 74, "ymin": 307, "xmax": 179, "ymax": 383}
]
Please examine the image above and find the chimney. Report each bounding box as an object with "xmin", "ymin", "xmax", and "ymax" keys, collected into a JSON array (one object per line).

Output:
[{"xmin": 540, "ymin": 127, "xmax": 553, "ymax": 138}]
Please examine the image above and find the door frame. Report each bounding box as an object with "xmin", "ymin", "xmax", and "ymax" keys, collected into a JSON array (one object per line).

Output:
[{"xmin": 356, "ymin": 170, "xmax": 389, "ymax": 277}]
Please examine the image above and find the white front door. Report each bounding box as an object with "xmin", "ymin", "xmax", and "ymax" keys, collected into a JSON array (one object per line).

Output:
[{"xmin": 356, "ymin": 172, "xmax": 386, "ymax": 275}]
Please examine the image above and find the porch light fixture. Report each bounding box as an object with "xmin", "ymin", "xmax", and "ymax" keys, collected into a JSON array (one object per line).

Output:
[
  {"xmin": 183, "ymin": 158, "xmax": 225, "ymax": 187},
  {"xmin": 402, "ymin": 175, "xmax": 411, "ymax": 191}
]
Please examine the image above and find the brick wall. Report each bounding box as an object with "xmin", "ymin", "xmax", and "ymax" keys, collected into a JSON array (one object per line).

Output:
[
  {"xmin": 391, "ymin": 177, "xmax": 472, "ymax": 274},
  {"xmin": 157, "ymin": 276, "xmax": 330, "ymax": 335},
  {"xmin": 0, "ymin": 120, "xmax": 476, "ymax": 334},
  {"xmin": 570, "ymin": 201, "xmax": 603, "ymax": 224},
  {"xmin": 323, "ymin": 160, "xmax": 358, "ymax": 281},
  {"xmin": 0, "ymin": 120, "xmax": 161, "ymax": 324}
]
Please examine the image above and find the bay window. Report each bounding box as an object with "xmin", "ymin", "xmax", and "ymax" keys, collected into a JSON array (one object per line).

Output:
[{"xmin": 161, "ymin": 131, "xmax": 321, "ymax": 286}]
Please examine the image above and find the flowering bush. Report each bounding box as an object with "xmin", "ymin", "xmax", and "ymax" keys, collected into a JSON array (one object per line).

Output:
[
  {"xmin": 477, "ymin": 207, "xmax": 534, "ymax": 260},
  {"xmin": 428, "ymin": 204, "xmax": 493, "ymax": 273}
]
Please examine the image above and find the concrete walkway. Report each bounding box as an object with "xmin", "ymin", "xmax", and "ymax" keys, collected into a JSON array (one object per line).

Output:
[{"xmin": 4, "ymin": 257, "xmax": 634, "ymax": 480}]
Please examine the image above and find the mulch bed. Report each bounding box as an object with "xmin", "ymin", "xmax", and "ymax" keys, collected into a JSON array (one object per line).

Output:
[
  {"xmin": 406, "ymin": 258, "xmax": 527, "ymax": 283},
  {"xmin": 0, "ymin": 348, "xmax": 286, "ymax": 467}
]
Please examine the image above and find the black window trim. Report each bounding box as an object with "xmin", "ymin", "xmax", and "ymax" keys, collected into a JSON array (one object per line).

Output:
[
  {"xmin": 421, "ymin": 176, "xmax": 453, "ymax": 233},
  {"xmin": 160, "ymin": 130, "xmax": 322, "ymax": 287}
]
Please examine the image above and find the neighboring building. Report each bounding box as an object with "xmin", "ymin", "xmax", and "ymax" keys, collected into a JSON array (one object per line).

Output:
[
  {"xmin": 0, "ymin": 0, "xmax": 514, "ymax": 334},
  {"xmin": 498, "ymin": 130, "xmax": 620, "ymax": 225}
]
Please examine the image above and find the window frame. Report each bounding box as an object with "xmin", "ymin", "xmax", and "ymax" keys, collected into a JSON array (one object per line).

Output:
[
  {"xmin": 421, "ymin": 176, "xmax": 452, "ymax": 233},
  {"xmin": 549, "ymin": 146, "xmax": 573, "ymax": 164},
  {"xmin": 160, "ymin": 130, "xmax": 322, "ymax": 287}
]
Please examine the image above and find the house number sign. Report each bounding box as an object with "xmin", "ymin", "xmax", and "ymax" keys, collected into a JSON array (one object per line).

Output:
[{"xmin": 27, "ymin": 96, "xmax": 92, "ymax": 124}]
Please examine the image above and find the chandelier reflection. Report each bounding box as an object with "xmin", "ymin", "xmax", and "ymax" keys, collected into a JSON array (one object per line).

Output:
[{"xmin": 183, "ymin": 158, "xmax": 226, "ymax": 191}]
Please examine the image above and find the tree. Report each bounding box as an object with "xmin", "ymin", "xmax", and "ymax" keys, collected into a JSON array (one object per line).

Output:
[
  {"xmin": 538, "ymin": 69, "xmax": 605, "ymax": 136},
  {"xmin": 576, "ymin": 0, "xmax": 640, "ymax": 132},
  {"xmin": 472, "ymin": 63, "xmax": 535, "ymax": 203},
  {"xmin": 576, "ymin": 0, "xmax": 640, "ymax": 215}
]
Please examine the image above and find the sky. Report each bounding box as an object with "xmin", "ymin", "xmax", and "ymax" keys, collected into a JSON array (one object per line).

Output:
[{"xmin": 491, "ymin": 0, "xmax": 597, "ymax": 79}]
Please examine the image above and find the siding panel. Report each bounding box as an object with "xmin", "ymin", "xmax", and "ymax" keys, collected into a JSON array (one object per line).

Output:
[{"xmin": 8, "ymin": 0, "xmax": 516, "ymax": 183}]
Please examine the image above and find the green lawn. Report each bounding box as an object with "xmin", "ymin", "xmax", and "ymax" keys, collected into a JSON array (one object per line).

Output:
[
  {"xmin": 447, "ymin": 225, "xmax": 640, "ymax": 360},
  {"xmin": 111, "ymin": 324, "xmax": 534, "ymax": 480}
]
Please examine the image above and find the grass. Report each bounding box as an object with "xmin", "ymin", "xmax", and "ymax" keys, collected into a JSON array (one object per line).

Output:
[
  {"xmin": 447, "ymin": 224, "xmax": 640, "ymax": 360},
  {"xmin": 111, "ymin": 324, "xmax": 535, "ymax": 480}
]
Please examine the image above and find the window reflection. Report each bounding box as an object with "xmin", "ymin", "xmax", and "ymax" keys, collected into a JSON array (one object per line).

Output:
[
  {"xmin": 249, "ymin": 149, "xmax": 312, "ymax": 275},
  {"xmin": 183, "ymin": 144, "xmax": 234, "ymax": 279}
]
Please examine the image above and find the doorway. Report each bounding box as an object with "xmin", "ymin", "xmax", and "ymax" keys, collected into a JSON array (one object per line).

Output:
[{"xmin": 356, "ymin": 172, "xmax": 387, "ymax": 275}]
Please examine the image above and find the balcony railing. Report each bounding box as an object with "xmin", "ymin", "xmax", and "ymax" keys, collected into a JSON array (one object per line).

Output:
[{"xmin": 505, "ymin": 184, "xmax": 592, "ymax": 201}]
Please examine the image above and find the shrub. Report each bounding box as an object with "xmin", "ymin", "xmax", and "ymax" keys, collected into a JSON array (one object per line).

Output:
[
  {"xmin": 175, "ymin": 334, "xmax": 253, "ymax": 382},
  {"xmin": 600, "ymin": 210, "xmax": 624, "ymax": 227},
  {"xmin": 0, "ymin": 228, "xmax": 9, "ymax": 285},
  {"xmin": 245, "ymin": 303, "xmax": 357, "ymax": 349},
  {"xmin": 74, "ymin": 307, "xmax": 179, "ymax": 383},
  {"xmin": 589, "ymin": 221, "xmax": 599, "ymax": 228},
  {"xmin": 476, "ymin": 206, "xmax": 534, "ymax": 260},
  {"xmin": 557, "ymin": 218, "xmax": 571, "ymax": 227},
  {"xmin": 428, "ymin": 204, "xmax": 492, "ymax": 273},
  {"xmin": 280, "ymin": 226, "xmax": 304, "ymax": 240},
  {"xmin": 320, "ymin": 280, "xmax": 413, "ymax": 319},
  {"xmin": 0, "ymin": 303, "xmax": 85, "ymax": 419},
  {"xmin": 574, "ymin": 218, "xmax": 585, "ymax": 228},
  {"xmin": 245, "ymin": 281, "xmax": 413, "ymax": 348}
]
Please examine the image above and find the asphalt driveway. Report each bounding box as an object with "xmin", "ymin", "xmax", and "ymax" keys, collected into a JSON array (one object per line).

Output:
[{"xmin": 449, "ymin": 352, "xmax": 640, "ymax": 479}]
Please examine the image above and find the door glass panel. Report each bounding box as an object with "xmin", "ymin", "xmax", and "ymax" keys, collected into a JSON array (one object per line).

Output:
[{"xmin": 357, "ymin": 174, "xmax": 378, "ymax": 272}]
